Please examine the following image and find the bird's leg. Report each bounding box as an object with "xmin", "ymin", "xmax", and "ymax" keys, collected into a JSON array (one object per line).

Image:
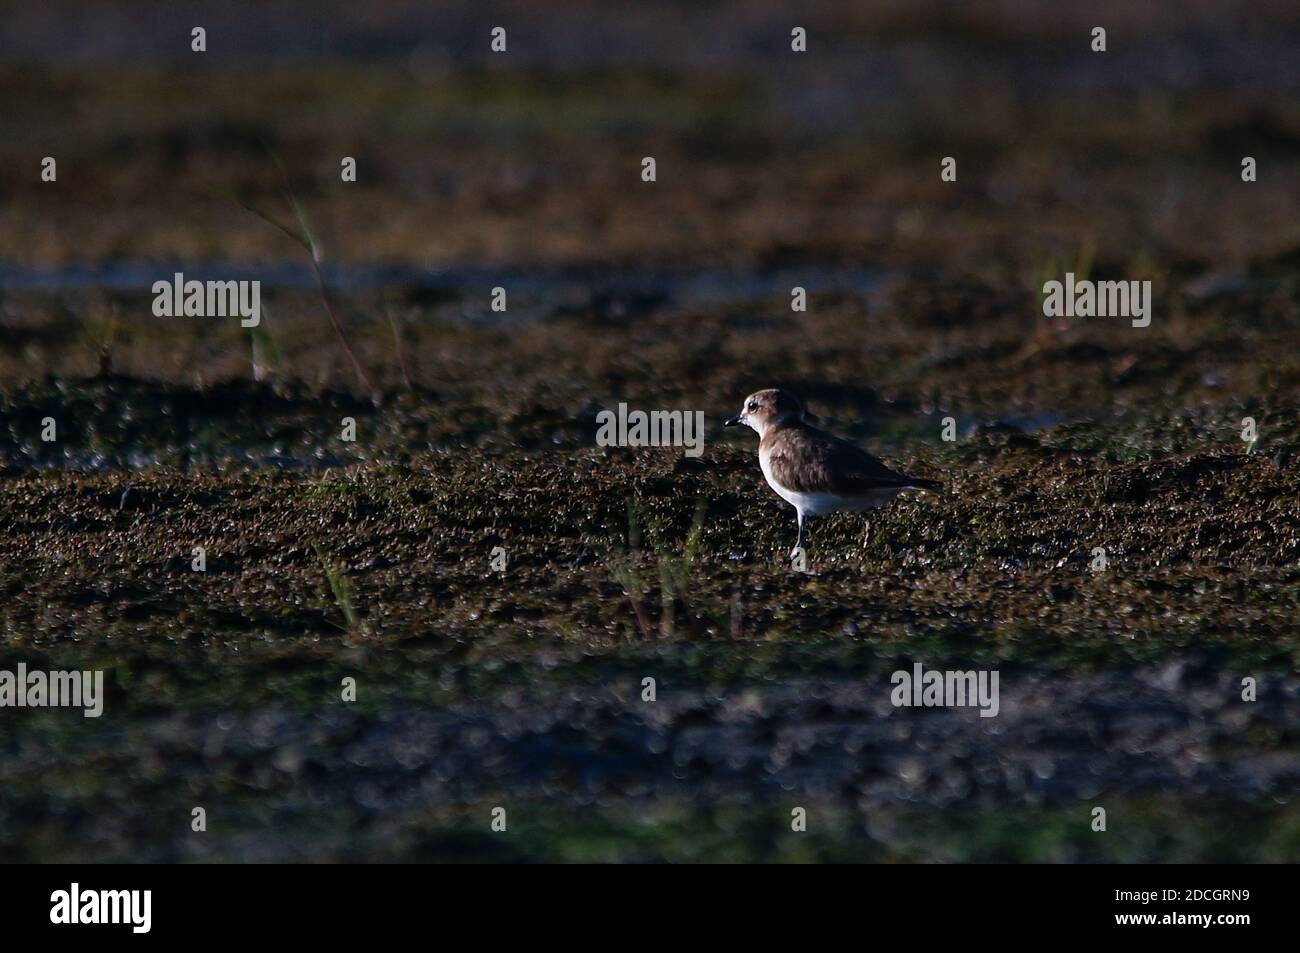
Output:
[
  {"xmin": 791, "ymin": 511, "xmax": 806, "ymax": 559},
  {"xmin": 863, "ymin": 518, "xmax": 872, "ymax": 547}
]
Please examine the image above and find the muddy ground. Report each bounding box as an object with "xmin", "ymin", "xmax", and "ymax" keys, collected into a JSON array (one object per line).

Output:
[{"xmin": 1, "ymin": 1, "xmax": 1299, "ymax": 861}]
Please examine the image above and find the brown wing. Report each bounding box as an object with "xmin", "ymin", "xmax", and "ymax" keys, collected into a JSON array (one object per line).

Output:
[{"xmin": 764, "ymin": 425, "xmax": 937, "ymax": 495}]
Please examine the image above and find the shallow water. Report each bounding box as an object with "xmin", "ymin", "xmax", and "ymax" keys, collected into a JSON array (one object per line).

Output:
[
  {"xmin": 3, "ymin": 656, "xmax": 1295, "ymax": 861},
  {"xmin": 0, "ymin": 260, "xmax": 882, "ymax": 319}
]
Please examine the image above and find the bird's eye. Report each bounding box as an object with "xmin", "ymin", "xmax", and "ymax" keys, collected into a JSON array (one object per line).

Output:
[{"xmin": 747, "ymin": 401, "xmax": 756, "ymax": 411}]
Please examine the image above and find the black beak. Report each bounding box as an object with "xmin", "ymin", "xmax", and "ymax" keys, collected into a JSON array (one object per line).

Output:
[{"xmin": 724, "ymin": 415, "xmax": 742, "ymax": 427}]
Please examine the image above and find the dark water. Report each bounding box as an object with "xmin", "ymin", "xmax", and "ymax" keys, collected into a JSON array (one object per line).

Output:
[
  {"xmin": 5, "ymin": 657, "xmax": 1296, "ymax": 861},
  {"xmin": 6, "ymin": 2, "xmax": 1298, "ymax": 97},
  {"xmin": 0, "ymin": 259, "xmax": 883, "ymax": 324}
]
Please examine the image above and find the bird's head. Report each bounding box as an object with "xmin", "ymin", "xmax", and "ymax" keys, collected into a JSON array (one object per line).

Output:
[{"xmin": 725, "ymin": 388, "xmax": 804, "ymax": 436}]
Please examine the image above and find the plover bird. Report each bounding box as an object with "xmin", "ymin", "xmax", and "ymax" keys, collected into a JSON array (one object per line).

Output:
[{"xmin": 725, "ymin": 388, "xmax": 940, "ymax": 556}]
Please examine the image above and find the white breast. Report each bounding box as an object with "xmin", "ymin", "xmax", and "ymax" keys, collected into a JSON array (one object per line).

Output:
[{"xmin": 758, "ymin": 447, "xmax": 901, "ymax": 516}]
